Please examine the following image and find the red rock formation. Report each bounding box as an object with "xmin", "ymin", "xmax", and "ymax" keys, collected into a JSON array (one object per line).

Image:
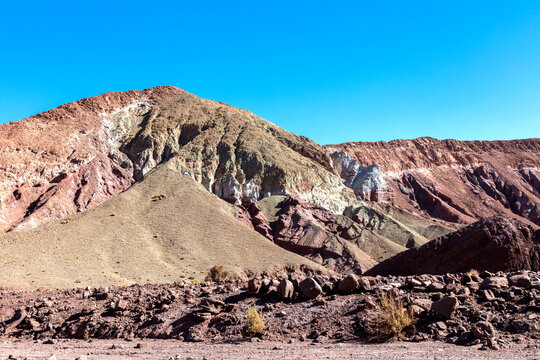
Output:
[
  {"xmin": 0, "ymin": 86, "xmax": 183, "ymax": 232},
  {"xmin": 327, "ymin": 137, "xmax": 540, "ymax": 227},
  {"xmin": 366, "ymin": 215, "xmax": 540, "ymax": 276}
]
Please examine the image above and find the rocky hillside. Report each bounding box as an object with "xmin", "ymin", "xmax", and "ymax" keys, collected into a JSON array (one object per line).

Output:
[
  {"xmin": 367, "ymin": 216, "xmax": 540, "ymax": 276},
  {"xmin": 327, "ymin": 138, "xmax": 540, "ymax": 226},
  {"xmin": 0, "ymin": 86, "xmax": 460, "ymax": 279}
]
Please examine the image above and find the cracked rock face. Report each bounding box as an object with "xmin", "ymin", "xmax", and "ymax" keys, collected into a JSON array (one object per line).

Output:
[{"xmin": 327, "ymin": 137, "xmax": 540, "ymax": 226}]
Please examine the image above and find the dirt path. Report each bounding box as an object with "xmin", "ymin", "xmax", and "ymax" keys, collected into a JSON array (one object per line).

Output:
[{"xmin": 0, "ymin": 339, "xmax": 538, "ymax": 360}]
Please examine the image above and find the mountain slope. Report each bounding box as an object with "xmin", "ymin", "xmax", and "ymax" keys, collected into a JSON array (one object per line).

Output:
[
  {"xmin": 0, "ymin": 165, "xmax": 322, "ymax": 289},
  {"xmin": 327, "ymin": 137, "xmax": 540, "ymax": 226},
  {"xmin": 366, "ymin": 215, "xmax": 540, "ymax": 276}
]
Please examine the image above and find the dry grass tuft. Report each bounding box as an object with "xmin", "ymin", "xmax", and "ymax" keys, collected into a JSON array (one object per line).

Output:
[
  {"xmin": 60, "ymin": 217, "xmax": 72, "ymax": 225},
  {"xmin": 245, "ymin": 306, "xmax": 265, "ymax": 336},
  {"xmin": 151, "ymin": 194, "xmax": 167, "ymax": 201},
  {"xmin": 205, "ymin": 265, "xmax": 233, "ymax": 282},
  {"xmin": 362, "ymin": 292, "xmax": 414, "ymax": 341},
  {"xmin": 467, "ymin": 269, "xmax": 479, "ymax": 275}
]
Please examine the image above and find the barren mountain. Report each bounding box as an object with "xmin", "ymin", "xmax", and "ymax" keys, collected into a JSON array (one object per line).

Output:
[
  {"xmin": 327, "ymin": 138, "xmax": 540, "ymax": 226},
  {"xmin": 0, "ymin": 86, "xmax": 459, "ymax": 281},
  {"xmin": 2, "ymin": 86, "xmax": 539, "ymax": 287},
  {"xmin": 0, "ymin": 86, "xmax": 354, "ymax": 234}
]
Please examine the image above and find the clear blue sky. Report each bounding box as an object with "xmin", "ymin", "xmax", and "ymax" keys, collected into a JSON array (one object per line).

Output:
[{"xmin": 1, "ymin": 1, "xmax": 539, "ymax": 144}]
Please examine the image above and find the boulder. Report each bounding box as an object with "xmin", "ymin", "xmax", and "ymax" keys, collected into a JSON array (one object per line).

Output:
[
  {"xmin": 431, "ymin": 296, "xmax": 459, "ymax": 319},
  {"xmin": 480, "ymin": 277, "xmax": 509, "ymax": 290},
  {"xmin": 277, "ymin": 280, "xmax": 294, "ymax": 300},
  {"xmin": 299, "ymin": 278, "xmax": 323, "ymax": 299},
  {"xmin": 358, "ymin": 277, "xmax": 372, "ymax": 292},
  {"xmin": 472, "ymin": 321, "xmax": 496, "ymax": 339},
  {"xmin": 338, "ymin": 274, "xmax": 359, "ymax": 294},
  {"xmin": 248, "ymin": 278, "xmax": 261, "ymax": 296},
  {"xmin": 509, "ymin": 274, "xmax": 532, "ymax": 289}
]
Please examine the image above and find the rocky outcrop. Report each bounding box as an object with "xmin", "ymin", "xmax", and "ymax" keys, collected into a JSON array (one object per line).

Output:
[
  {"xmin": 0, "ymin": 87, "xmax": 183, "ymax": 232},
  {"xmin": 263, "ymin": 196, "xmax": 455, "ymax": 274},
  {"xmin": 327, "ymin": 137, "xmax": 540, "ymax": 226},
  {"xmin": 366, "ymin": 216, "xmax": 540, "ymax": 276}
]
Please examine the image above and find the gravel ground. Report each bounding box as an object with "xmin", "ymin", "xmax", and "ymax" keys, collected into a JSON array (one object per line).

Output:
[{"xmin": 0, "ymin": 339, "xmax": 538, "ymax": 360}]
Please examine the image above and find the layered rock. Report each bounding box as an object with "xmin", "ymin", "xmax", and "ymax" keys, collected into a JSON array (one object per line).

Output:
[
  {"xmin": 251, "ymin": 196, "xmax": 456, "ymax": 274},
  {"xmin": 326, "ymin": 137, "xmax": 540, "ymax": 226},
  {"xmin": 0, "ymin": 86, "xmax": 355, "ymax": 233},
  {"xmin": 366, "ymin": 215, "xmax": 540, "ymax": 276}
]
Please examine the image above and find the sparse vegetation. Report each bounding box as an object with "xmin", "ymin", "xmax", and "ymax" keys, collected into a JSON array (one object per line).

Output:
[
  {"xmin": 151, "ymin": 194, "xmax": 167, "ymax": 201},
  {"xmin": 245, "ymin": 306, "xmax": 265, "ymax": 336},
  {"xmin": 205, "ymin": 265, "xmax": 233, "ymax": 282},
  {"xmin": 362, "ymin": 292, "xmax": 414, "ymax": 341},
  {"xmin": 60, "ymin": 216, "xmax": 72, "ymax": 224}
]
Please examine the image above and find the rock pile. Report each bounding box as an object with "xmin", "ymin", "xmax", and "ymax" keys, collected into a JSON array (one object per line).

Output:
[{"xmin": 0, "ymin": 270, "xmax": 538, "ymax": 349}]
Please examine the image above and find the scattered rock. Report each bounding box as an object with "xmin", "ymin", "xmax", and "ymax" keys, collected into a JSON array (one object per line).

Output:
[
  {"xmin": 277, "ymin": 280, "xmax": 294, "ymax": 300},
  {"xmin": 471, "ymin": 321, "xmax": 496, "ymax": 339}
]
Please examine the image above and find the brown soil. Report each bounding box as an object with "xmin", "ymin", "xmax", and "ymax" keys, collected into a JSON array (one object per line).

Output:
[{"xmin": 0, "ymin": 339, "xmax": 537, "ymax": 360}]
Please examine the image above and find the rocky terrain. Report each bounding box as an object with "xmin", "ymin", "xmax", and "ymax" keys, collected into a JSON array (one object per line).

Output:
[
  {"xmin": 367, "ymin": 215, "xmax": 540, "ymax": 276},
  {"xmin": 0, "ymin": 271, "xmax": 538, "ymax": 355}
]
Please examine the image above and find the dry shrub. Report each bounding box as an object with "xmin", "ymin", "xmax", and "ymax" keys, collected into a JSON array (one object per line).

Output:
[
  {"xmin": 245, "ymin": 306, "xmax": 265, "ymax": 335},
  {"xmin": 205, "ymin": 265, "xmax": 233, "ymax": 282},
  {"xmin": 467, "ymin": 269, "xmax": 479, "ymax": 275},
  {"xmin": 151, "ymin": 194, "xmax": 167, "ymax": 201},
  {"xmin": 362, "ymin": 292, "xmax": 414, "ymax": 341}
]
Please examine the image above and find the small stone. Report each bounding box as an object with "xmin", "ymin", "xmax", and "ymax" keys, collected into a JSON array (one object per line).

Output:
[
  {"xmin": 135, "ymin": 342, "xmax": 148, "ymax": 349},
  {"xmin": 482, "ymin": 289, "xmax": 496, "ymax": 301}
]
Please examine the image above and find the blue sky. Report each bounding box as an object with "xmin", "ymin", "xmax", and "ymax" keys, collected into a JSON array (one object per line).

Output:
[{"xmin": 1, "ymin": 1, "xmax": 539, "ymax": 144}]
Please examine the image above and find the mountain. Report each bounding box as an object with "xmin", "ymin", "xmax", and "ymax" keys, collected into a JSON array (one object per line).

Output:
[
  {"xmin": 0, "ymin": 86, "xmax": 352, "ymax": 233},
  {"xmin": 326, "ymin": 138, "xmax": 540, "ymax": 226},
  {"xmin": 0, "ymin": 86, "xmax": 538, "ymax": 287}
]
